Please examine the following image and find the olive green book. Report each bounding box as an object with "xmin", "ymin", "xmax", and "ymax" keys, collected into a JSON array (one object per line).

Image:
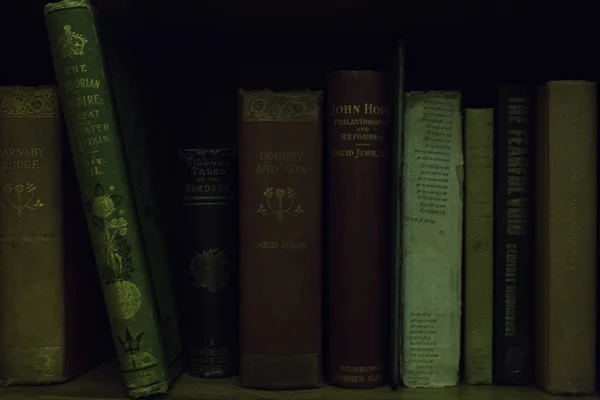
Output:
[{"xmin": 44, "ymin": 0, "xmax": 181, "ymax": 397}]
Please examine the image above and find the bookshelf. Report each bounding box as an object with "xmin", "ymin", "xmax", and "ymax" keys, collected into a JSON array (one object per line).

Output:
[
  {"xmin": 0, "ymin": 361, "xmax": 597, "ymax": 400},
  {"xmin": 0, "ymin": 1, "xmax": 599, "ymax": 400}
]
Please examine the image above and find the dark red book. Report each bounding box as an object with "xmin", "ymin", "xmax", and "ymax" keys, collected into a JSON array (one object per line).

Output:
[
  {"xmin": 238, "ymin": 89, "xmax": 323, "ymax": 389},
  {"xmin": 327, "ymin": 71, "xmax": 393, "ymax": 388}
]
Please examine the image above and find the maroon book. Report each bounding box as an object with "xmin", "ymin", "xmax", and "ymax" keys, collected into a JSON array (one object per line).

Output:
[
  {"xmin": 327, "ymin": 71, "xmax": 393, "ymax": 388},
  {"xmin": 238, "ymin": 90, "xmax": 323, "ymax": 389}
]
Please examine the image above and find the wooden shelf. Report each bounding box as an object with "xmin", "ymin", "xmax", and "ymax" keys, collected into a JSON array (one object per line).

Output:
[{"xmin": 0, "ymin": 362, "xmax": 597, "ymax": 400}]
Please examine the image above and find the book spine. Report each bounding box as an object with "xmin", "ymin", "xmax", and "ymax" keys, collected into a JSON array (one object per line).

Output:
[
  {"xmin": 0, "ymin": 87, "xmax": 110, "ymax": 384},
  {"xmin": 177, "ymin": 148, "xmax": 238, "ymax": 378},
  {"xmin": 493, "ymin": 85, "xmax": 533, "ymax": 385},
  {"xmin": 390, "ymin": 43, "xmax": 406, "ymax": 390},
  {"xmin": 0, "ymin": 86, "xmax": 67, "ymax": 384},
  {"xmin": 535, "ymin": 81, "xmax": 597, "ymax": 394},
  {"xmin": 44, "ymin": 2, "xmax": 170, "ymax": 397},
  {"xmin": 103, "ymin": 38, "xmax": 184, "ymax": 383},
  {"xmin": 238, "ymin": 90, "xmax": 322, "ymax": 389},
  {"xmin": 327, "ymin": 71, "xmax": 392, "ymax": 389},
  {"xmin": 401, "ymin": 91, "xmax": 463, "ymax": 388},
  {"xmin": 464, "ymin": 108, "xmax": 493, "ymax": 385}
]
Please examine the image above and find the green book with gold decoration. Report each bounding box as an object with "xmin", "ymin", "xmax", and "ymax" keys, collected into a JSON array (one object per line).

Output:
[{"xmin": 44, "ymin": 0, "xmax": 182, "ymax": 397}]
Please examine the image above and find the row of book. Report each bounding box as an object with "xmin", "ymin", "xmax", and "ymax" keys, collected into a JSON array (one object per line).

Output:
[{"xmin": 0, "ymin": 0, "xmax": 596, "ymax": 398}]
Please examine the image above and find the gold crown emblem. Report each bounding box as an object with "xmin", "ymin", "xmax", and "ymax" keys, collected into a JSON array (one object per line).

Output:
[{"xmin": 56, "ymin": 24, "xmax": 87, "ymax": 58}]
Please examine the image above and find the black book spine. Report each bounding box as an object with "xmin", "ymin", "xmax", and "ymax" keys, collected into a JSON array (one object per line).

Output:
[
  {"xmin": 492, "ymin": 85, "xmax": 534, "ymax": 385},
  {"xmin": 177, "ymin": 148, "xmax": 238, "ymax": 378}
]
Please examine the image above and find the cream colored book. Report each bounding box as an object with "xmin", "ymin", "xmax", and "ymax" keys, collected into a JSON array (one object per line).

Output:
[
  {"xmin": 400, "ymin": 91, "xmax": 463, "ymax": 388},
  {"xmin": 464, "ymin": 108, "xmax": 493, "ymax": 385}
]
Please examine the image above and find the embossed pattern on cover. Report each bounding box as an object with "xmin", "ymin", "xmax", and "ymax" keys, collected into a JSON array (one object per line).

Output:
[
  {"xmin": 0, "ymin": 86, "xmax": 108, "ymax": 384},
  {"xmin": 238, "ymin": 90, "xmax": 323, "ymax": 389},
  {"xmin": 45, "ymin": 2, "xmax": 174, "ymax": 396}
]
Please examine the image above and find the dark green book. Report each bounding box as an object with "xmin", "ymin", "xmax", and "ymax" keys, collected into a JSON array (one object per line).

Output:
[{"xmin": 44, "ymin": 0, "xmax": 182, "ymax": 397}]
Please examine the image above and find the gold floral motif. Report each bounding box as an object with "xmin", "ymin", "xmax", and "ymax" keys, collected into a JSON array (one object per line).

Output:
[
  {"xmin": 257, "ymin": 187, "xmax": 303, "ymax": 223},
  {"xmin": 0, "ymin": 87, "xmax": 58, "ymax": 117},
  {"xmin": 84, "ymin": 183, "xmax": 142, "ymax": 320},
  {"xmin": 1, "ymin": 182, "xmax": 44, "ymax": 217},
  {"xmin": 241, "ymin": 90, "xmax": 320, "ymax": 122},
  {"xmin": 190, "ymin": 249, "xmax": 231, "ymax": 292},
  {"xmin": 117, "ymin": 327, "xmax": 158, "ymax": 371},
  {"xmin": 0, "ymin": 347, "xmax": 62, "ymax": 382},
  {"xmin": 56, "ymin": 24, "xmax": 87, "ymax": 58}
]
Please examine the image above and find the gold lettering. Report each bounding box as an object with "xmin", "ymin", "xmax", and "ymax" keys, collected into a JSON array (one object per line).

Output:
[
  {"xmin": 82, "ymin": 123, "xmax": 110, "ymax": 135},
  {"xmin": 334, "ymin": 364, "xmax": 383, "ymax": 384},
  {"xmin": 0, "ymin": 147, "xmax": 45, "ymax": 157},
  {"xmin": 63, "ymin": 64, "xmax": 87, "ymax": 75},
  {"xmin": 281, "ymin": 241, "xmax": 307, "ymax": 250},
  {"xmin": 71, "ymin": 109, "xmax": 101, "ymax": 124},
  {"xmin": 255, "ymin": 164, "xmax": 278, "ymax": 174},
  {"xmin": 251, "ymin": 148, "xmax": 309, "ymax": 248},
  {"xmin": 78, "ymin": 134, "xmax": 110, "ymax": 148},
  {"xmin": 354, "ymin": 148, "xmax": 380, "ymax": 159},
  {"xmin": 252, "ymin": 241, "xmax": 279, "ymax": 249},
  {"xmin": 330, "ymin": 97, "xmax": 390, "ymax": 166},
  {"xmin": 0, "ymin": 160, "xmax": 40, "ymax": 170},
  {"xmin": 0, "ymin": 147, "xmax": 45, "ymax": 170},
  {"xmin": 283, "ymin": 165, "xmax": 307, "ymax": 175},
  {"xmin": 83, "ymin": 156, "xmax": 105, "ymax": 169},
  {"xmin": 364, "ymin": 103, "xmax": 391, "ymax": 116},
  {"xmin": 64, "ymin": 78, "xmax": 101, "ymax": 92},
  {"xmin": 339, "ymin": 365, "xmax": 382, "ymax": 373},
  {"xmin": 330, "ymin": 104, "xmax": 361, "ymax": 116},
  {"xmin": 66, "ymin": 93, "xmax": 103, "ymax": 110},
  {"xmin": 61, "ymin": 61, "xmax": 115, "ymax": 178},
  {"xmin": 185, "ymin": 184, "xmax": 228, "ymax": 194},
  {"xmin": 178, "ymin": 150, "xmax": 235, "ymax": 206},
  {"xmin": 333, "ymin": 118, "xmax": 388, "ymax": 127},
  {"xmin": 339, "ymin": 375, "xmax": 365, "ymax": 383},
  {"xmin": 332, "ymin": 149, "xmax": 354, "ymax": 157},
  {"xmin": 341, "ymin": 132, "xmax": 383, "ymax": 141},
  {"xmin": 259, "ymin": 151, "xmax": 304, "ymax": 162},
  {"xmin": 190, "ymin": 167, "xmax": 226, "ymax": 176}
]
